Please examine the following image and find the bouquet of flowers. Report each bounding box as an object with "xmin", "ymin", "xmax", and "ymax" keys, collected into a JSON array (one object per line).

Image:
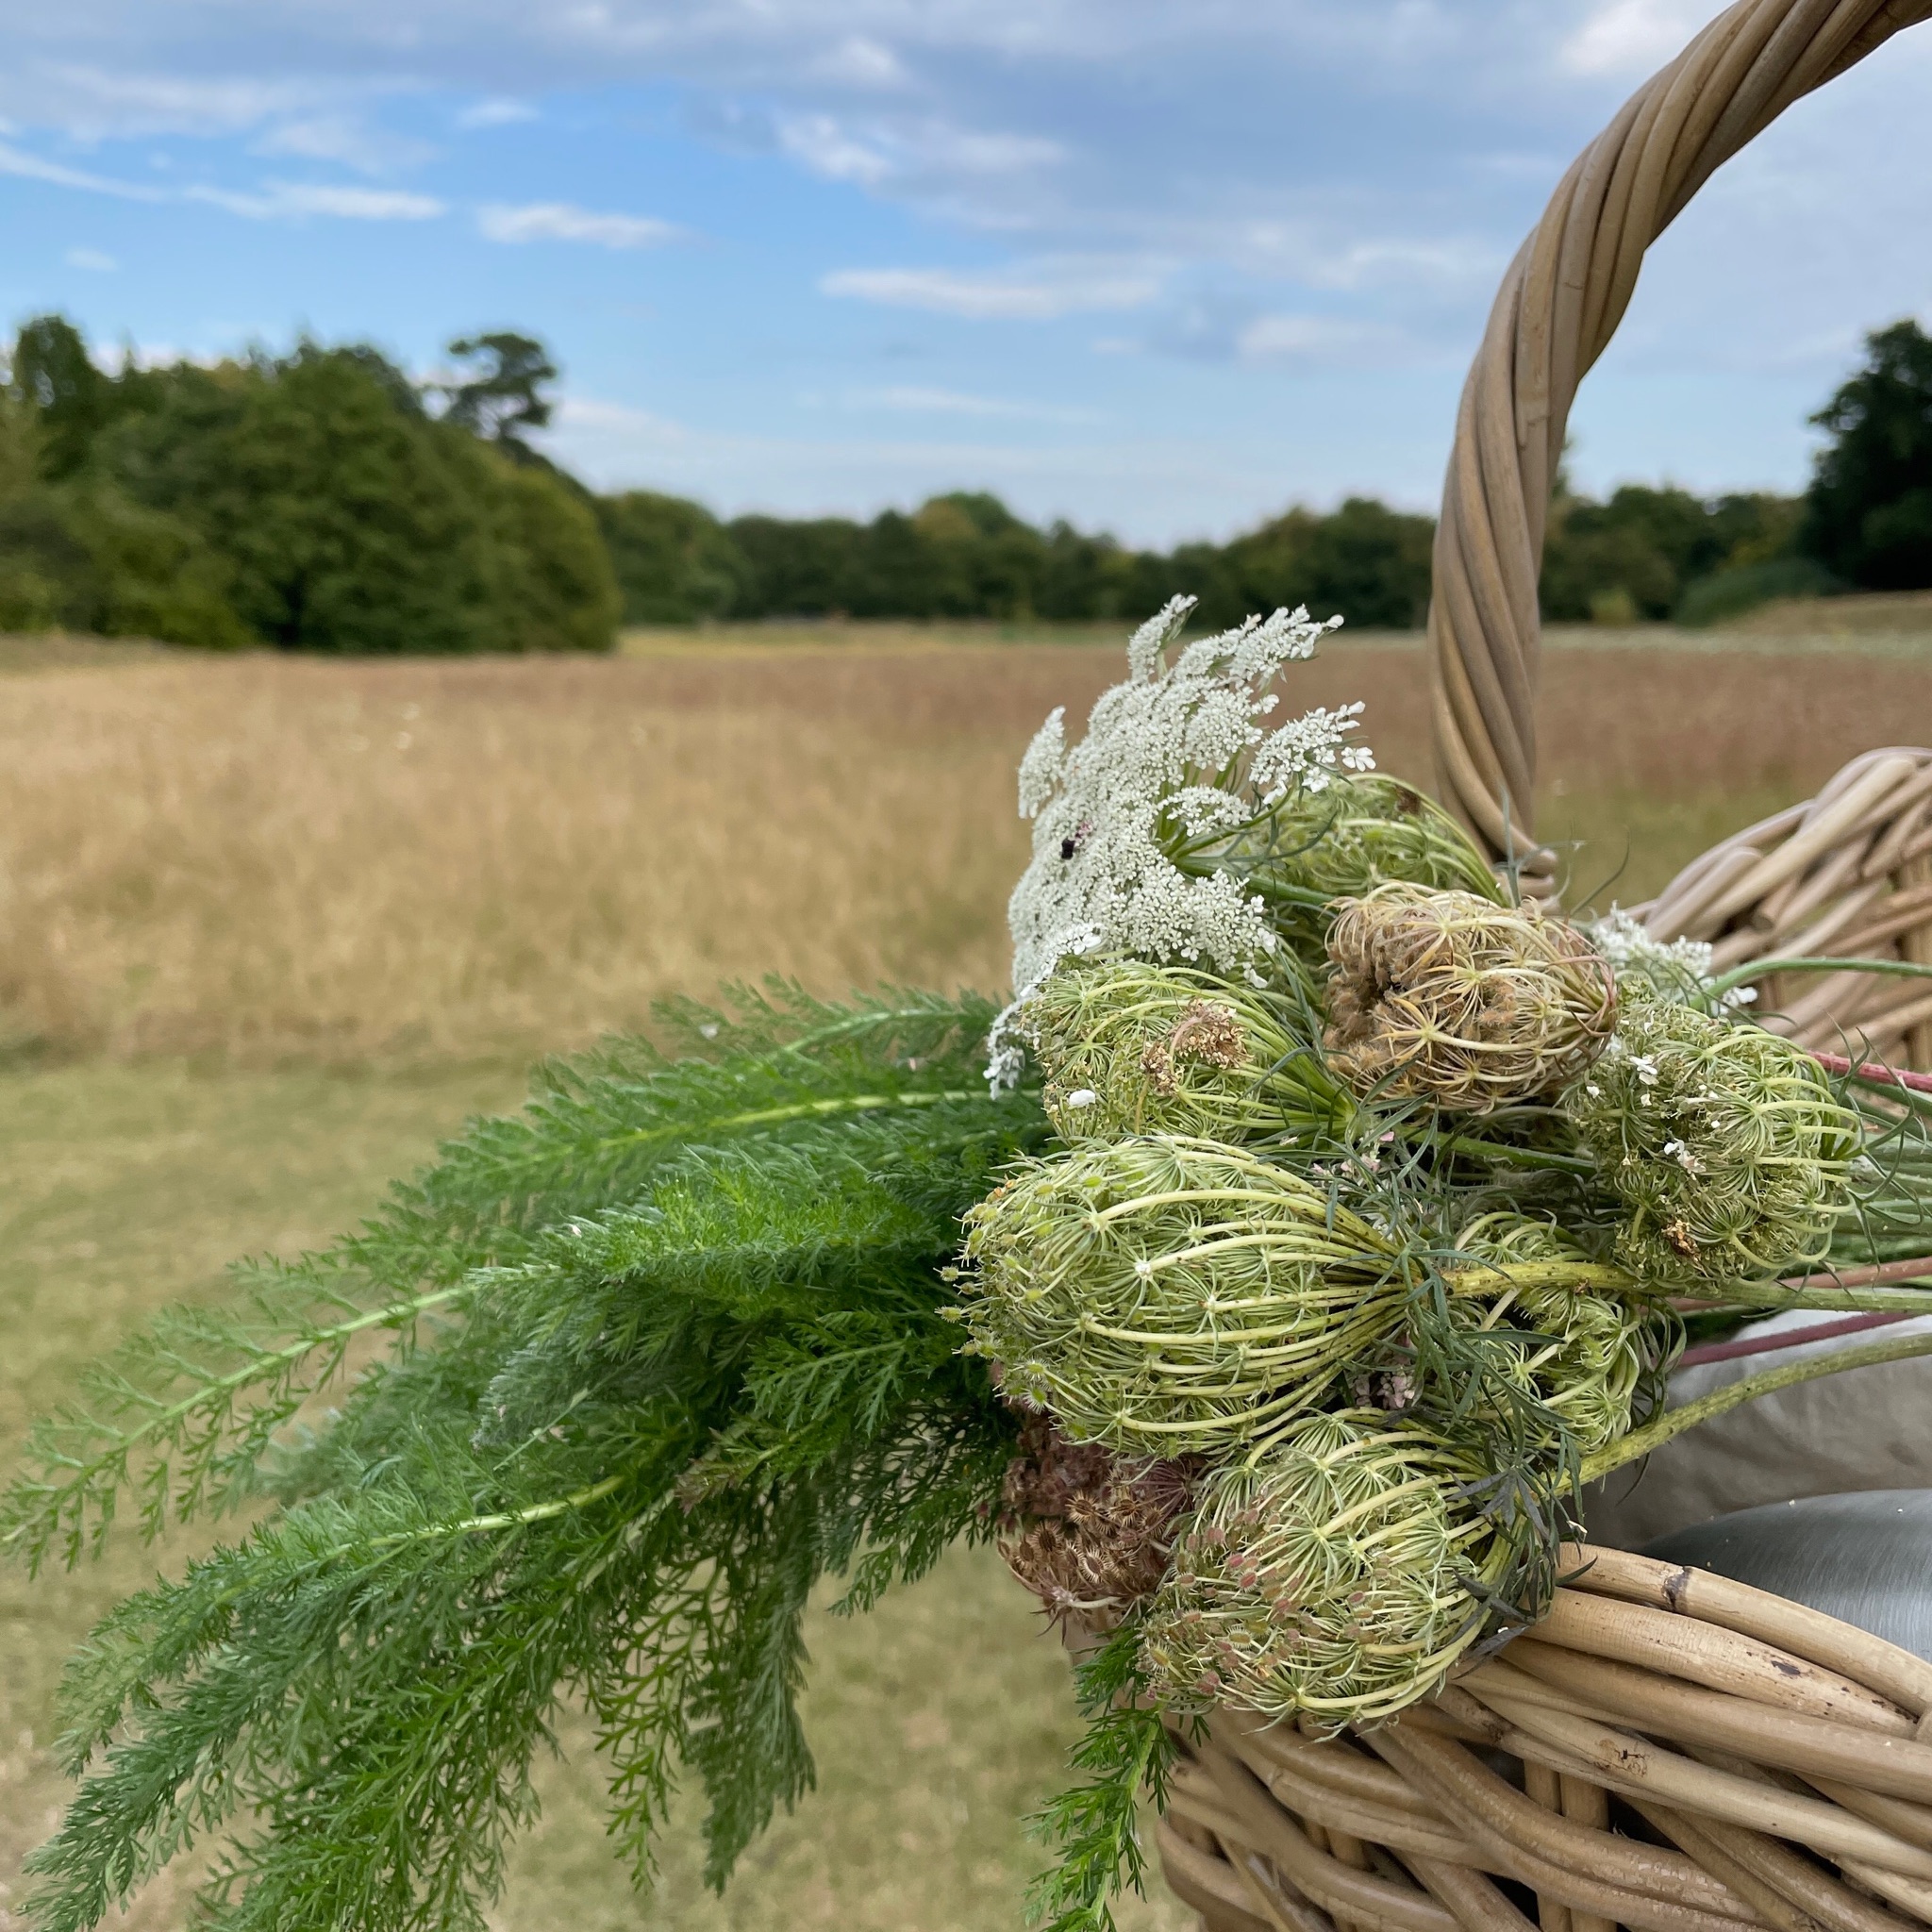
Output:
[{"xmin": 9, "ymin": 597, "xmax": 1932, "ymax": 1932}]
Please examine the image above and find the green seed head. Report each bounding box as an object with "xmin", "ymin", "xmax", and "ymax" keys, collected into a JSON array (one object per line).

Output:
[
  {"xmin": 1324, "ymin": 884, "xmax": 1618, "ymax": 1112},
  {"xmin": 1140, "ymin": 1409, "xmax": 1523, "ymax": 1729},
  {"xmin": 1445, "ymin": 1215, "xmax": 1652, "ymax": 1457},
  {"xmin": 1565, "ymin": 1002, "xmax": 1859, "ymax": 1285},
  {"xmin": 1199, "ymin": 774, "xmax": 1507, "ymax": 960},
  {"xmin": 1020, "ymin": 957, "xmax": 1349, "ymax": 1144},
  {"xmin": 956, "ymin": 1136, "xmax": 1407, "ymax": 1454}
]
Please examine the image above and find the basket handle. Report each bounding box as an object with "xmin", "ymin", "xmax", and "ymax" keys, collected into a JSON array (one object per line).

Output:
[{"xmin": 1427, "ymin": 0, "xmax": 1932, "ymax": 887}]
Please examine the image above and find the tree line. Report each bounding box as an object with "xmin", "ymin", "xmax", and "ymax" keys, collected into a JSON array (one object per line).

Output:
[{"xmin": 4, "ymin": 313, "xmax": 1927, "ymax": 653}]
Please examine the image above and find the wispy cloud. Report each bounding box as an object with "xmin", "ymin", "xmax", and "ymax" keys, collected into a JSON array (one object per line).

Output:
[
  {"xmin": 0, "ymin": 138, "xmax": 163, "ymax": 200},
  {"xmin": 187, "ymin": 180, "xmax": 444, "ymax": 220},
  {"xmin": 477, "ymin": 201, "xmax": 681, "ymax": 247},
  {"xmin": 808, "ymin": 37, "xmax": 908, "ymax": 89},
  {"xmin": 1236, "ymin": 312, "xmax": 1416, "ymax": 367},
  {"xmin": 24, "ymin": 63, "xmax": 309, "ymax": 139},
  {"xmin": 1561, "ymin": 0, "xmax": 1720, "ymax": 76},
  {"xmin": 255, "ymin": 113, "xmax": 437, "ymax": 174},
  {"xmin": 841, "ymin": 384, "xmax": 1102, "ymax": 424},
  {"xmin": 64, "ymin": 245, "xmax": 117, "ymax": 272},
  {"xmin": 821, "ymin": 259, "xmax": 1160, "ymax": 320},
  {"xmin": 456, "ymin": 97, "xmax": 538, "ymax": 130}
]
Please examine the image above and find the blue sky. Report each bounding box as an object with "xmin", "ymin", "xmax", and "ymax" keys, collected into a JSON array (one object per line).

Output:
[{"xmin": 3, "ymin": 0, "xmax": 1929, "ymax": 545}]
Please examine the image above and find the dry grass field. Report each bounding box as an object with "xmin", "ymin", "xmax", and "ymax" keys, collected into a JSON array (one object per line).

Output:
[
  {"xmin": 4, "ymin": 621, "xmax": 1928, "ymax": 1068},
  {"xmin": 0, "ymin": 613, "xmax": 1927, "ymax": 1929}
]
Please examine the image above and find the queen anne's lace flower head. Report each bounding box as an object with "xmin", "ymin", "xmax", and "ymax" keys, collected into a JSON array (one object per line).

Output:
[
  {"xmin": 988, "ymin": 596, "xmax": 1370, "ymax": 1087},
  {"xmin": 1585, "ymin": 908, "xmax": 1757, "ymax": 1015}
]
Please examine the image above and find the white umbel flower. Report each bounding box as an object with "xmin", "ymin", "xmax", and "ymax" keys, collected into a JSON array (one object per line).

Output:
[
  {"xmin": 1586, "ymin": 908, "xmax": 1756, "ymax": 1014},
  {"xmin": 987, "ymin": 595, "xmax": 1369, "ymax": 1088}
]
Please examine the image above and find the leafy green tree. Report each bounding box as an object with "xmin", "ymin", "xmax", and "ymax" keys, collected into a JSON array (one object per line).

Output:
[
  {"xmin": 1221, "ymin": 498, "xmax": 1435, "ymax": 630},
  {"xmin": 597, "ymin": 491, "xmax": 749, "ymax": 624},
  {"xmin": 727, "ymin": 513, "xmax": 868, "ymax": 616},
  {"xmin": 102, "ymin": 344, "xmax": 615, "ymax": 654},
  {"xmin": 8, "ymin": 314, "xmax": 110, "ymax": 480},
  {"xmin": 440, "ymin": 331, "xmax": 558, "ymax": 447},
  {"xmin": 1540, "ymin": 482, "xmax": 1801, "ymax": 623},
  {"xmin": 1803, "ymin": 318, "xmax": 1932, "ymax": 590},
  {"xmin": 493, "ymin": 462, "xmax": 623, "ymax": 652}
]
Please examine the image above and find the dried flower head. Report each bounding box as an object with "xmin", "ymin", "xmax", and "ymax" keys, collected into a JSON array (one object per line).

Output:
[
  {"xmin": 1324, "ymin": 884, "xmax": 1617, "ymax": 1111},
  {"xmin": 991, "ymin": 595, "xmax": 1369, "ymax": 1088},
  {"xmin": 1140, "ymin": 1410, "xmax": 1525, "ymax": 1729},
  {"xmin": 954, "ymin": 1136, "xmax": 1407, "ymax": 1453},
  {"xmin": 1565, "ymin": 1001, "xmax": 1860, "ymax": 1285},
  {"xmin": 1021, "ymin": 957, "xmax": 1350, "ymax": 1144},
  {"xmin": 995, "ymin": 1411, "xmax": 1200, "ymax": 1619}
]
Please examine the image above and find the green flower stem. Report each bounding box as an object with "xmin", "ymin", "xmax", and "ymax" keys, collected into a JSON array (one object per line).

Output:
[
  {"xmin": 1441, "ymin": 1261, "xmax": 1639, "ymax": 1298},
  {"xmin": 1582, "ymin": 1327, "xmax": 1932, "ymax": 1483},
  {"xmin": 599, "ymin": 1088, "xmax": 983, "ymax": 1149},
  {"xmin": 1705, "ymin": 955, "xmax": 1932, "ymax": 1004},
  {"xmin": 1687, "ymin": 1279, "xmax": 1932, "ymax": 1314},
  {"xmin": 1425, "ymin": 1132, "xmax": 1596, "ymax": 1174},
  {"xmin": 385, "ymin": 1468, "xmax": 636, "ymax": 1545}
]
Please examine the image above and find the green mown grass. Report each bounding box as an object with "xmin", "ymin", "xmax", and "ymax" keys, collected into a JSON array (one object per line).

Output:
[{"xmin": 0, "ymin": 1059, "xmax": 1187, "ymax": 1932}]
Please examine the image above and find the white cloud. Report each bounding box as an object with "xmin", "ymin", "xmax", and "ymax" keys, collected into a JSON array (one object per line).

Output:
[
  {"xmin": 186, "ymin": 180, "xmax": 445, "ymax": 220},
  {"xmin": 777, "ymin": 114, "xmax": 893, "ymax": 186},
  {"xmin": 255, "ymin": 113, "xmax": 436, "ymax": 173},
  {"xmin": 1561, "ymin": 0, "xmax": 1720, "ymax": 76},
  {"xmin": 456, "ymin": 97, "xmax": 538, "ymax": 129},
  {"xmin": 23, "ymin": 63, "xmax": 309, "ymax": 139},
  {"xmin": 821, "ymin": 260, "xmax": 1161, "ymax": 320},
  {"xmin": 1236, "ymin": 313, "xmax": 1413, "ymax": 366},
  {"xmin": 843, "ymin": 384, "xmax": 1102, "ymax": 424},
  {"xmin": 476, "ymin": 201, "xmax": 682, "ymax": 247},
  {"xmin": 809, "ymin": 37, "xmax": 907, "ymax": 89},
  {"xmin": 0, "ymin": 138, "xmax": 163, "ymax": 199},
  {"xmin": 64, "ymin": 245, "xmax": 117, "ymax": 271}
]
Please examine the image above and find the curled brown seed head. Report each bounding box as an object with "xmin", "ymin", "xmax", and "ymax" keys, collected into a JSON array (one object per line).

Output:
[
  {"xmin": 996, "ymin": 1411, "xmax": 1201, "ymax": 1620},
  {"xmin": 1323, "ymin": 883, "xmax": 1616, "ymax": 1111}
]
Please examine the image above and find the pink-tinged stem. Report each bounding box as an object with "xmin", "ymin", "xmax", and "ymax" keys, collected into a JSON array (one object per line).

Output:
[
  {"xmin": 1679, "ymin": 1308, "xmax": 1920, "ymax": 1369},
  {"xmin": 1811, "ymin": 1051, "xmax": 1932, "ymax": 1095}
]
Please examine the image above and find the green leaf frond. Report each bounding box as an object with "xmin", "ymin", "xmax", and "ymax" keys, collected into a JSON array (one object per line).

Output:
[
  {"xmin": 1, "ymin": 986, "xmax": 1030, "ymax": 1572},
  {"xmin": 1026, "ymin": 1620, "xmax": 1185, "ymax": 1932},
  {"xmin": 16, "ymin": 991, "xmax": 1051, "ymax": 1929}
]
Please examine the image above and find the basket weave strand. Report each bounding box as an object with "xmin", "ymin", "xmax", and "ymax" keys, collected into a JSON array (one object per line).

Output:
[
  {"xmin": 1158, "ymin": 1544, "xmax": 1932, "ymax": 1932},
  {"xmin": 1426, "ymin": 0, "xmax": 1932, "ymax": 881}
]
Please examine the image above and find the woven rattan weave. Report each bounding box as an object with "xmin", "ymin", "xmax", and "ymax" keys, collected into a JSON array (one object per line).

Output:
[
  {"xmin": 1146, "ymin": 4, "xmax": 1932, "ymax": 1924},
  {"xmin": 1158, "ymin": 1544, "xmax": 1932, "ymax": 1932},
  {"xmin": 1422, "ymin": 0, "xmax": 1932, "ymax": 1074}
]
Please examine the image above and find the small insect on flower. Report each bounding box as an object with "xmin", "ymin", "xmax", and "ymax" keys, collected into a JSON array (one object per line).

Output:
[
  {"xmin": 990, "ymin": 596, "xmax": 1367, "ymax": 1089},
  {"xmin": 1324, "ymin": 884, "xmax": 1617, "ymax": 1111}
]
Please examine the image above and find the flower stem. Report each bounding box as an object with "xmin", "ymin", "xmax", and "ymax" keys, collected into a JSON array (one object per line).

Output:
[
  {"xmin": 1582, "ymin": 1327, "xmax": 1932, "ymax": 1483},
  {"xmin": 1705, "ymin": 955, "xmax": 1932, "ymax": 1004}
]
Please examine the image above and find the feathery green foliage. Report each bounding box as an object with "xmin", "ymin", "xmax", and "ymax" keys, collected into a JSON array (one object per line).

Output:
[
  {"xmin": 1024, "ymin": 1621, "xmax": 1184, "ymax": 1932},
  {"xmin": 5, "ymin": 986, "xmax": 1050, "ymax": 1931}
]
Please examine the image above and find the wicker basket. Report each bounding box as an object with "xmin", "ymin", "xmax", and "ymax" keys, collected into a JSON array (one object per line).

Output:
[
  {"xmin": 1424, "ymin": 0, "xmax": 1932, "ymax": 1069},
  {"xmin": 1148, "ymin": 3, "xmax": 1932, "ymax": 1924},
  {"xmin": 1158, "ymin": 1541, "xmax": 1932, "ymax": 1932}
]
